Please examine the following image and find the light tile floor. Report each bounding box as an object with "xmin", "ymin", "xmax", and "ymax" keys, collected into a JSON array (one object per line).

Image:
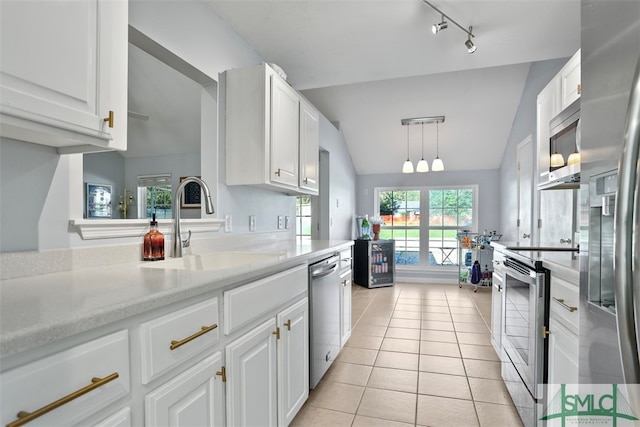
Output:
[{"xmin": 291, "ymin": 282, "xmax": 524, "ymax": 427}]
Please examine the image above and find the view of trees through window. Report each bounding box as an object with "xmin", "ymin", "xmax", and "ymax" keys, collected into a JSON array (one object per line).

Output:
[
  {"xmin": 143, "ymin": 185, "xmax": 172, "ymax": 219},
  {"xmin": 376, "ymin": 187, "xmax": 475, "ymax": 267},
  {"xmin": 296, "ymin": 196, "xmax": 312, "ymax": 243}
]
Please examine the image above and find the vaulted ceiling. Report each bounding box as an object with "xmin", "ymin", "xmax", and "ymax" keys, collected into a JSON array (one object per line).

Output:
[{"xmin": 207, "ymin": 0, "xmax": 580, "ymax": 174}]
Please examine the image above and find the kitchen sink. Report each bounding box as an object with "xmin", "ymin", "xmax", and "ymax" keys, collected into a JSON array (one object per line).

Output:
[{"xmin": 139, "ymin": 251, "xmax": 285, "ymax": 271}]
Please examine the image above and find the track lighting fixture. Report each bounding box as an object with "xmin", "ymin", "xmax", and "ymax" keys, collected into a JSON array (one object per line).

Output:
[
  {"xmin": 423, "ymin": 1, "xmax": 477, "ymax": 54},
  {"xmin": 432, "ymin": 16, "xmax": 448, "ymax": 34},
  {"xmin": 400, "ymin": 116, "xmax": 445, "ymax": 174}
]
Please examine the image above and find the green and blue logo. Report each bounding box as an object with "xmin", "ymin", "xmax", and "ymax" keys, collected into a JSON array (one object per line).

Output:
[{"xmin": 541, "ymin": 384, "xmax": 639, "ymax": 426}]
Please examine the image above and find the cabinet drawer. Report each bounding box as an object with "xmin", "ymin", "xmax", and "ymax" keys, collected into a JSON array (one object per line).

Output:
[
  {"xmin": 0, "ymin": 330, "xmax": 130, "ymax": 427},
  {"xmin": 550, "ymin": 275, "xmax": 579, "ymax": 334},
  {"xmin": 140, "ymin": 297, "xmax": 219, "ymax": 384},
  {"xmin": 339, "ymin": 247, "xmax": 352, "ymax": 273},
  {"xmin": 224, "ymin": 264, "xmax": 307, "ymax": 335}
]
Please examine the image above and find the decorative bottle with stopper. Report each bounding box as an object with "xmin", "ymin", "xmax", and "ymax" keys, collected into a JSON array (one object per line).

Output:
[{"xmin": 143, "ymin": 213, "xmax": 165, "ymax": 261}]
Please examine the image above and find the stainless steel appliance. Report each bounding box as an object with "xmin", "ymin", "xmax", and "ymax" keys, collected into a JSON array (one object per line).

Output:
[
  {"xmin": 579, "ymin": 0, "xmax": 640, "ymax": 415},
  {"xmin": 353, "ymin": 239, "xmax": 395, "ymax": 288},
  {"xmin": 308, "ymin": 254, "xmax": 340, "ymax": 388},
  {"xmin": 539, "ymin": 99, "xmax": 581, "ymax": 190},
  {"xmin": 501, "ymin": 252, "xmax": 550, "ymax": 427}
]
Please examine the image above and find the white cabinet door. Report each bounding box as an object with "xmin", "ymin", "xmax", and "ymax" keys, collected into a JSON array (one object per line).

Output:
[
  {"xmin": 548, "ymin": 317, "xmax": 579, "ymax": 386},
  {"xmin": 0, "ymin": 0, "xmax": 127, "ymax": 151},
  {"xmin": 145, "ymin": 352, "xmax": 225, "ymax": 427},
  {"xmin": 277, "ymin": 298, "xmax": 309, "ymax": 426},
  {"xmin": 517, "ymin": 135, "xmax": 534, "ymax": 244},
  {"xmin": 270, "ymin": 76, "xmax": 300, "ymax": 189},
  {"xmin": 490, "ymin": 271, "xmax": 504, "ymax": 356},
  {"xmin": 340, "ymin": 270, "xmax": 352, "ymax": 348},
  {"xmin": 299, "ymin": 98, "xmax": 319, "ymax": 195},
  {"xmin": 536, "ymin": 76, "xmax": 561, "ymax": 188},
  {"xmin": 226, "ymin": 319, "xmax": 278, "ymax": 427},
  {"xmin": 561, "ymin": 50, "xmax": 581, "ymax": 110}
]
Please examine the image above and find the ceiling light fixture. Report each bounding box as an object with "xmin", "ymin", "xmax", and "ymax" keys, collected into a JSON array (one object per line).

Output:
[
  {"xmin": 422, "ymin": 0, "xmax": 477, "ymax": 54},
  {"xmin": 402, "ymin": 125, "xmax": 414, "ymax": 173},
  {"xmin": 432, "ymin": 121, "xmax": 445, "ymax": 171},
  {"xmin": 416, "ymin": 123, "xmax": 430, "ymax": 172},
  {"xmin": 401, "ymin": 116, "xmax": 445, "ymax": 173},
  {"xmin": 432, "ymin": 16, "xmax": 448, "ymax": 34}
]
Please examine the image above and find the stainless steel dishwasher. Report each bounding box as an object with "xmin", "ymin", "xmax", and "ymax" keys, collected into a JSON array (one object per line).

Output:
[{"xmin": 309, "ymin": 254, "xmax": 340, "ymax": 388}]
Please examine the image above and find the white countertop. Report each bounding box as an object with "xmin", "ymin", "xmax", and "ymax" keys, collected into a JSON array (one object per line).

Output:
[{"xmin": 0, "ymin": 240, "xmax": 352, "ymax": 358}]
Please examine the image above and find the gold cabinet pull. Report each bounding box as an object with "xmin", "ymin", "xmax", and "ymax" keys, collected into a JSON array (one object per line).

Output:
[
  {"xmin": 552, "ymin": 297, "xmax": 577, "ymax": 313},
  {"xmin": 542, "ymin": 326, "xmax": 550, "ymax": 339},
  {"xmin": 170, "ymin": 324, "xmax": 218, "ymax": 350},
  {"xmin": 273, "ymin": 327, "xmax": 280, "ymax": 340},
  {"xmin": 274, "ymin": 168, "xmax": 294, "ymax": 178},
  {"xmin": 303, "ymin": 177, "xmax": 316, "ymax": 185},
  {"xmin": 284, "ymin": 320, "xmax": 292, "ymax": 331},
  {"xmin": 215, "ymin": 366, "xmax": 226, "ymax": 383},
  {"xmin": 7, "ymin": 372, "xmax": 119, "ymax": 427},
  {"xmin": 577, "ymin": 83, "xmax": 582, "ymax": 95},
  {"xmin": 103, "ymin": 110, "xmax": 114, "ymax": 128}
]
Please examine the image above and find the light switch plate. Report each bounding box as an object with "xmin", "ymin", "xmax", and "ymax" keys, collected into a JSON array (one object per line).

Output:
[
  {"xmin": 284, "ymin": 216, "xmax": 291, "ymax": 229},
  {"xmin": 249, "ymin": 215, "xmax": 256, "ymax": 232},
  {"xmin": 277, "ymin": 215, "xmax": 284, "ymax": 229},
  {"xmin": 224, "ymin": 214, "xmax": 232, "ymax": 232}
]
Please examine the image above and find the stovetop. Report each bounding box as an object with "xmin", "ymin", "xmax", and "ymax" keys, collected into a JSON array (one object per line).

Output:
[{"xmin": 491, "ymin": 241, "xmax": 578, "ymax": 269}]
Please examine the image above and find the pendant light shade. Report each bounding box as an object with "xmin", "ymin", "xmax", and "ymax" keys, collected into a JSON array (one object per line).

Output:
[
  {"xmin": 432, "ymin": 121, "xmax": 445, "ymax": 171},
  {"xmin": 567, "ymin": 152, "xmax": 581, "ymax": 165},
  {"xmin": 402, "ymin": 125, "xmax": 414, "ymax": 173},
  {"xmin": 550, "ymin": 152, "xmax": 565, "ymax": 167},
  {"xmin": 416, "ymin": 123, "xmax": 429, "ymax": 172}
]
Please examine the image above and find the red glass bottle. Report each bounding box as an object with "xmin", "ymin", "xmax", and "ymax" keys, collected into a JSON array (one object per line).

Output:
[{"xmin": 143, "ymin": 214, "xmax": 164, "ymax": 261}]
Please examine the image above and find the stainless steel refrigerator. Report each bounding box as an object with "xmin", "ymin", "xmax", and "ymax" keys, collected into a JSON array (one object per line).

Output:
[{"xmin": 579, "ymin": 0, "xmax": 640, "ymax": 409}]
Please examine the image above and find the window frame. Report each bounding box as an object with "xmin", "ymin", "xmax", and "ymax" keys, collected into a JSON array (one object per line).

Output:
[{"xmin": 374, "ymin": 185, "xmax": 479, "ymax": 269}]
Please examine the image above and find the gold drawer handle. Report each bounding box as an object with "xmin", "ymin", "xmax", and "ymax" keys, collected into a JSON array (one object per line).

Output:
[
  {"xmin": 170, "ymin": 324, "xmax": 218, "ymax": 350},
  {"xmin": 552, "ymin": 297, "xmax": 578, "ymax": 312},
  {"xmin": 274, "ymin": 168, "xmax": 295, "ymax": 178},
  {"xmin": 103, "ymin": 110, "xmax": 114, "ymax": 128},
  {"xmin": 7, "ymin": 372, "xmax": 119, "ymax": 427}
]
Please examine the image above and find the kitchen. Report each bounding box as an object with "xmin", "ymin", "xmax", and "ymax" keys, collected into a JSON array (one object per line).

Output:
[{"xmin": 1, "ymin": 1, "xmax": 639, "ymax": 426}]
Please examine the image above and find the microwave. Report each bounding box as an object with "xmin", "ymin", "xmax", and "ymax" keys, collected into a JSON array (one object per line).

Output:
[{"xmin": 539, "ymin": 99, "xmax": 581, "ymax": 190}]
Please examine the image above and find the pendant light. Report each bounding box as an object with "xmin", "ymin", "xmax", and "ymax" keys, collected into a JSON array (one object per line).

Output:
[
  {"xmin": 416, "ymin": 123, "xmax": 430, "ymax": 172},
  {"xmin": 402, "ymin": 125, "xmax": 414, "ymax": 173},
  {"xmin": 432, "ymin": 121, "xmax": 445, "ymax": 171},
  {"xmin": 567, "ymin": 152, "xmax": 581, "ymax": 165}
]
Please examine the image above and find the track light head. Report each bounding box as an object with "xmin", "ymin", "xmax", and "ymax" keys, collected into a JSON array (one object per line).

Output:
[
  {"xmin": 465, "ymin": 37, "xmax": 476, "ymax": 54},
  {"xmin": 432, "ymin": 20, "xmax": 447, "ymax": 34}
]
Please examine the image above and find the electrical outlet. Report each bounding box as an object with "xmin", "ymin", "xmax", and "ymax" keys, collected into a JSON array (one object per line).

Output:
[
  {"xmin": 277, "ymin": 215, "xmax": 284, "ymax": 229},
  {"xmin": 249, "ymin": 215, "xmax": 256, "ymax": 232},
  {"xmin": 284, "ymin": 216, "xmax": 291, "ymax": 229},
  {"xmin": 224, "ymin": 214, "xmax": 232, "ymax": 232}
]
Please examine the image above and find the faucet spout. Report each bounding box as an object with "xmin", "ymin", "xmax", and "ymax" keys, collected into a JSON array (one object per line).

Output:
[{"xmin": 173, "ymin": 176, "xmax": 215, "ymax": 258}]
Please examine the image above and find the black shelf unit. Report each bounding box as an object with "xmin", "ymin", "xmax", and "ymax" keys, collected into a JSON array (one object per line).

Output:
[{"xmin": 353, "ymin": 239, "xmax": 395, "ymax": 288}]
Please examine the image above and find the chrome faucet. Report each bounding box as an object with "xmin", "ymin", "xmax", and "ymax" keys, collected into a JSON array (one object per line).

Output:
[{"xmin": 173, "ymin": 176, "xmax": 215, "ymax": 258}]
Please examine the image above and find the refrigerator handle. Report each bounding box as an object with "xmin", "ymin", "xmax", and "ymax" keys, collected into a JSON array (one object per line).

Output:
[{"xmin": 614, "ymin": 55, "xmax": 640, "ymax": 384}]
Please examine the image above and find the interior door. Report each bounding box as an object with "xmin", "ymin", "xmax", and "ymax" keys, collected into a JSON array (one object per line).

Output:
[{"xmin": 517, "ymin": 135, "xmax": 534, "ymax": 244}]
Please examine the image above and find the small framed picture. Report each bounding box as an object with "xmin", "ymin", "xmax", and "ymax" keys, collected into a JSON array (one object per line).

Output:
[
  {"xmin": 86, "ymin": 183, "xmax": 112, "ymax": 218},
  {"xmin": 180, "ymin": 176, "xmax": 201, "ymax": 209}
]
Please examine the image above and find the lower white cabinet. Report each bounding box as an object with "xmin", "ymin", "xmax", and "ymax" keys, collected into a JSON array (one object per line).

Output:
[
  {"xmin": 548, "ymin": 317, "xmax": 579, "ymax": 385},
  {"xmin": 145, "ymin": 352, "xmax": 225, "ymax": 427},
  {"xmin": 94, "ymin": 407, "xmax": 132, "ymax": 427},
  {"xmin": 340, "ymin": 269, "xmax": 352, "ymax": 348},
  {"xmin": 225, "ymin": 297, "xmax": 309, "ymax": 427}
]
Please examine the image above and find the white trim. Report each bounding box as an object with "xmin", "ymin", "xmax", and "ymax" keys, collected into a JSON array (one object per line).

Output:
[{"xmin": 69, "ymin": 218, "xmax": 224, "ymax": 240}]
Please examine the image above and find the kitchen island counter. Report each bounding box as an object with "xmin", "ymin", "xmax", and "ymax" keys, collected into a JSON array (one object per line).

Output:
[{"xmin": 0, "ymin": 239, "xmax": 352, "ymax": 358}]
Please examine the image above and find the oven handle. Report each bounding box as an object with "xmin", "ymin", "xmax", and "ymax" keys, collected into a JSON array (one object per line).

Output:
[{"xmin": 503, "ymin": 263, "xmax": 536, "ymax": 285}]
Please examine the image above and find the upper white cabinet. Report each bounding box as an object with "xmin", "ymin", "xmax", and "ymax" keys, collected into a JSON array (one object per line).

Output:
[
  {"xmin": 560, "ymin": 49, "xmax": 581, "ymax": 110},
  {"xmin": 299, "ymin": 98, "xmax": 320, "ymax": 195},
  {"xmin": 536, "ymin": 75, "xmax": 562, "ymax": 186},
  {"xmin": 224, "ymin": 63, "xmax": 319, "ymax": 195},
  {"xmin": 0, "ymin": 0, "xmax": 128, "ymax": 153}
]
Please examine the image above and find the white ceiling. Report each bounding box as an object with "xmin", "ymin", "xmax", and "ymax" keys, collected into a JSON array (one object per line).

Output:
[{"xmin": 207, "ymin": 0, "xmax": 580, "ymax": 175}]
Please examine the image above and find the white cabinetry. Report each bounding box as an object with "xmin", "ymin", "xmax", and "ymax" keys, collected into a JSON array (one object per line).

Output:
[
  {"xmin": 224, "ymin": 63, "xmax": 319, "ymax": 195},
  {"xmin": 0, "ymin": 0, "xmax": 127, "ymax": 153},
  {"xmin": 339, "ymin": 248, "xmax": 353, "ymax": 348},
  {"xmin": 0, "ymin": 330, "xmax": 130, "ymax": 427},
  {"xmin": 490, "ymin": 249, "xmax": 505, "ymax": 356},
  {"xmin": 299, "ymin": 98, "xmax": 320, "ymax": 195},
  {"xmin": 547, "ymin": 268, "xmax": 579, "ymax": 385},
  {"xmin": 560, "ymin": 50, "xmax": 581, "ymax": 110},
  {"xmin": 145, "ymin": 352, "xmax": 225, "ymax": 427},
  {"xmin": 224, "ymin": 265, "xmax": 309, "ymax": 426},
  {"xmin": 536, "ymin": 75, "xmax": 562, "ymax": 186}
]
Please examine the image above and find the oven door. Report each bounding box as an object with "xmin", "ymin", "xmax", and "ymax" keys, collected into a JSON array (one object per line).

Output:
[{"xmin": 502, "ymin": 258, "xmax": 548, "ymax": 399}]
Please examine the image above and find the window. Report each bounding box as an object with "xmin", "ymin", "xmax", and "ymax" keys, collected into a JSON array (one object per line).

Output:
[
  {"xmin": 376, "ymin": 186, "xmax": 476, "ymax": 267},
  {"xmin": 296, "ymin": 196, "xmax": 312, "ymax": 243},
  {"xmin": 137, "ymin": 174, "xmax": 172, "ymax": 219}
]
